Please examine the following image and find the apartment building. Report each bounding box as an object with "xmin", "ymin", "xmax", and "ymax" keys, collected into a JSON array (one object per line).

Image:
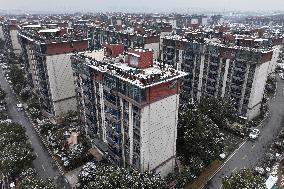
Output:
[
  {"xmin": 18, "ymin": 25, "xmax": 89, "ymax": 117},
  {"xmin": 1, "ymin": 19, "xmax": 22, "ymax": 55},
  {"xmin": 82, "ymin": 20, "xmax": 174, "ymax": 60},
  {"xmin": 0, "ymin": 17, "xmax": 4, "ymax": 40},
  {"xmin": 71, "ymin": 44, "xmax": 186, "ymax": 176},
  {"xmin": 162, "ymin": 31, "xmax": 282, "ymax": 120}
]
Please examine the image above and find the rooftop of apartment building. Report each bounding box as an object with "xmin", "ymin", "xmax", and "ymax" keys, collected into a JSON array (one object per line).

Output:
[
  {"xmin": 80, "ymin": 20, "xmax": 171, "ymax": 37},
  {"xmin": 162, "ymin": 25, "xmax": 283, "ymax": 53},
  {"xmin": 18, "ymin": 24, "xmax": 88, "ymax": 44},
  {"xmin": 72, "ymin": 43, "xmax": 187, "ymax": 89}
]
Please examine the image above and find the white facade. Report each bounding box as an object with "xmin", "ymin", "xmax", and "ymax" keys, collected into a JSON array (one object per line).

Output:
[
  {"xmin": 26, "ymin": 45, "xmax": 38, "ymax": 89},
  {"xmin": 268, "ymin": 45, "xmax": 282, "ymax": 74},
  {"xmin": 144, "ymin": 42, "xmax": 160, "ymax": 60},
  {"xmin": 45, "ymin": 54, "xmax": 77, "ymax": 116},
  {"xmin": 191, "ymin": 18, "xmax": 199, "ymax": 25},
  {"xmin": 201, "ymin": 17, "xmax": 208, "ymax": 26},
  {"xmin": 116, "ymin": 19, "xmax": 122, "ymax": 26},
  {"xmin": 140, "ymin": 94, "xmax": 179, "ymax": 176},
  {"xmin": 169, "ymin": 19, "xmax": 177, "ymax": 29},
  {"xmin": 10, "ymin": 30, "xmax": 21, "ymax": 55},
  {"xmin": 0, "ymin": 25, "xmax": 4, "ymax": 40},
  {"xmin": 247, "ymin": 61, "xmax": 270, "ymax": 120}
]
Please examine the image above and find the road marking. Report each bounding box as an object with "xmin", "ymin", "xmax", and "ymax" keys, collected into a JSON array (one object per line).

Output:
[
  {"xmin": 252, "ymin": 144, "xmax": 256, "ymax": 149},
  {"xmin": 232, "ymin": 167, "xmax": 237, "ymax": 172},
  {"xmin": 242, "ymin": 155, "xmax": 247, "ymax": 160},
  {"xmin": 35, "ymin": 152, "xmax": 38, "ymax": 157},
  {"xmin": 200, "ymin": 139, "xmax": 247, "ymax": 189},
  {"xmin": 42, "ymin": 165, "xmax": 46, "ymax": 172}
]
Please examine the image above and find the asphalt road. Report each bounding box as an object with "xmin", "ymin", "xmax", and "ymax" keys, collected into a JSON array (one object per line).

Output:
[
  {"xmin": 0, "ymin": 68, "xmax": 70, "ymax": 188},
  {"xmin": 206, "ymin": 76, "xmax": 284, "ymax": 189}
]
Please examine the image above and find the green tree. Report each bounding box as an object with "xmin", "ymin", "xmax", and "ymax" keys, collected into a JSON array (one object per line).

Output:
[
  {"xmin": 18, "ymin": 176, "xmax": 57, "ymax": 189},
  {"xmin": 28, "ymin": 96, "xmax": 41, "ymax": 110},
  {"xmin": 40, "ymin": 121, "xmax": 57, "ymax": 135},
  {"xmin": 0, "ymin": 39, "xmax": 4, "ymax": 49},
  {"xmin": 60, "ymin": 110, "xmax": 79, "ymax": 127},
  {"xmin": 9, "ymin": 64, "xmax": 26, "ymax": 93},
  {"xmin": 222, "ymin": 169, "xmax": 265, "ymax": 189},
  {"xmin": 176, "ymin": 108, "xmax": 224, "ymax": 187},
  {"xmin": 178, "ymin": 110, "xmax": 224, "ymax": 166},
  {"xmin": 20, "ymin": 88, "xmax": 31, "ymax": 102},
  {"xmin": 78, "ymin": 162, "xmax": 167, "ymax": 189},
  {"xmin": 198, "ymin": 97, "xmax": 237, "ymax": 128},
  {"xmin": 0, "ymin": 122, "xmax": 35, "ymax": 177},
  {"xmin": 0, "ymin": 87, "xmax": 6, "ymax": 101},
  {"xmin": 29, "ymin": 107, "xmax": 42, "ymax": 119}
]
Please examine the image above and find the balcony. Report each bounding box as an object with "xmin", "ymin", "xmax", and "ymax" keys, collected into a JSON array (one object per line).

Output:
[
  {"xmin": 107, "ymin": 136, "xmax": 121, "ymax": 149},
  {"xmin": 234, "ymin": 67, "xmax": 247, "ymax": 73},
  {"xmin": 108, "ymin": 148, "xmax": 122, "ymax": 161},
  {"xmin": 210, "ymin": 62, "xmax": 219, "ymax": 66},
  {"xmin": 106, "ymin": 125, "xmax": 122, "ymax": 137},
  {"xmin": 232, "ymin": 75, "xmax": 245, "ymax": 83}
]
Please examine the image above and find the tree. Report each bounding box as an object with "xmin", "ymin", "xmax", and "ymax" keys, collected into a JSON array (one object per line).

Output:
[
  {"xmin": 198, "ymin": 97, "xmax": 237, "ymax": 128},
  {"xmin": 176, "ymin": 108, "xmax": 224, "ymax": 187},
  {"xmin": 28, "ymin": 96, "xmax": 42, "ymax": 119},
  {"xmin": 28, "ymin": 96, "xmax": 41, "ymax": 110},
  {"xmin": 18, "ymin": 175, "xmax": 57, "ymax": 189},
  {"xmin": 59, "ymin": 110, "xmax": 79, "ymax": 127},
  {"xmin": 178, "ymin": 110, "xmax": 224, "ymax": 166},
  {"xmin": 0, "ymin": 39, "xmax": 4, "ymax": 50},
  {"xmin": 0, "ymin": 122, "xmax": 36, "ymax": 177},
  {"xmin": 29, "ymin": 107, "xmax": 42, "ymax": 119},
  {"xmin": 66, "ymin": 143, "xmax": 90, "ymax": 169},
  {"xmin": 40, "ymin": 121, "xmax": 57, "ymax": 135},
  {"xmin": 78, "ymin": 162, "xmax": 167, "ymax": 189},
  {"xmin": 20, "ymin": 87, "xmax": 32, "ymax": 102},
  {"xmin": 0, "ymin": 87, "xmax": 6, "ymax": 101},
  {"xmin": 9, "ymin": 64, "xmax": 26, "ymax": 93},
  {"xmin": 222, "ymin": 169, "xmax": 265, "ymax": 189}
]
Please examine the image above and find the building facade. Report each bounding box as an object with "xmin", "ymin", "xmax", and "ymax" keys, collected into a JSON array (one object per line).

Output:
[
  {"xmin": 161, "ymin": 33, "xmax": 279, "ymax": 120},
  {"xmin": 1, "ymin": 19, "xmax": 22, "ymax": 55},
  {"xmin": 18, "ymin": 25, "xmax": 89, "ymax": 117},
  {"xmin": 71, "ymin": 44, "xmax": 186, "ymax": 176}
]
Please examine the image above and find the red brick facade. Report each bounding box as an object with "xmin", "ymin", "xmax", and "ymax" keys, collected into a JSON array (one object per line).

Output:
[
  {"xmin": 128, "ymin": 49, "xmax": 154, "ymax": 69},
  {"xmin": 261, "ymin": 51, "xmax": 273, "ymax": 63},
  {"xmin": 104, "ymin": 43, "xmax": 125, "ymax": 58},
  {"xmin": 46, "ymin": 40, "xmax": 88, "ymax": 55},
  {"xmin": 144, "ymin": 36, "xmax": 160, "ymax": 44},
  {"xmin": 145, "ymin": 80, "xmax": 180, "ymax": 103}
]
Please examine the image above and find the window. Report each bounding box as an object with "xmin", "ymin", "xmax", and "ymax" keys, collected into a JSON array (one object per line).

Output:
[{"xmin": 129, "ymin": 56, "xmax": 138, "ymax": 67}]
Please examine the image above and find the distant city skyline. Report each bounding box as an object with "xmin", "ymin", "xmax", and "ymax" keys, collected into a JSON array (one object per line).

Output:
[{"xmin": 0, "ymin": 0, "xmax": 284, "ymax": 13}]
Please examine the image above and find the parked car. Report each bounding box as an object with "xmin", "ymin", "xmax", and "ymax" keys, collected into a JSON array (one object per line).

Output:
[
  {"xmin": 279, "ymin": 73, "xmax": 284, "ymax": 80},
  {"xmin": 16, "ymin": 104, "xmax": 24, "ymax": 111},
  {"xmin": 2, "ymin": 65, "xmax": 8, "ymax": 70},
  {"xmin": 249, "ymin": 128, "xmax": 260, "ymax": 140},
  {"xmin": 0, "ymin": 105, "xmax": 6, "ymax": 111}
]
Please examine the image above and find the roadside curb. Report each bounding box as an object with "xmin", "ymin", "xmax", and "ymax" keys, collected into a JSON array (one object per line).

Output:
[
  {"xmin": 7, "ymin": 79, "xmax": 65, "ymax": 176},
  {"xmin": 200, "ymin": 139, "xmax": 247, "ymax": 189},
  {"xmin": 201, "ymin": 97, "xmax": 272, "ymax": 189}
]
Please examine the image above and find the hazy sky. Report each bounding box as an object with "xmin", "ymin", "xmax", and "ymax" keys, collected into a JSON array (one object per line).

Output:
[{"xmin": 1, "ymin": 0, "xmax": 284, "ymax": 13}]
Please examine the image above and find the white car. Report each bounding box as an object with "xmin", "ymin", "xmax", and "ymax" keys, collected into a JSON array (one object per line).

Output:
[
  {"xmin": 16, "ymin": 103, "xmax": 24, "ymax": 111},
  {"xmin": 279, "ymin": 73, "xmax": 284, "ymax": 80},
  {"xmin": 249, "ymin": 128, "xmax": 260, "ymax": 140}
]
